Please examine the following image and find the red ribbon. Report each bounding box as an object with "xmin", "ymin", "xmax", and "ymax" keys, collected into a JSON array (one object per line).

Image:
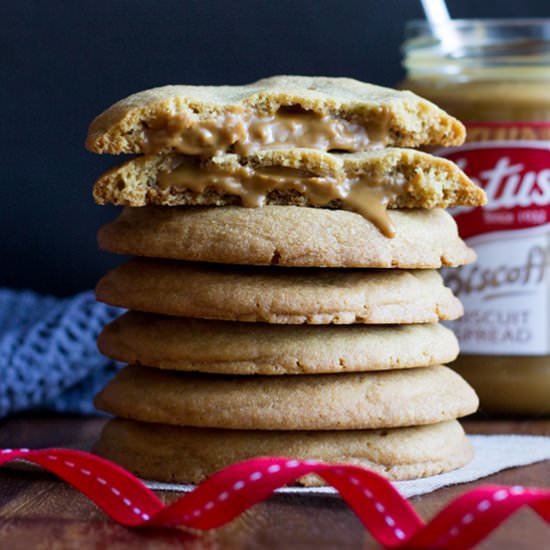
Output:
[{"xmin": 1, "ymin": 447, "xmax": 549, "ymax": 549}]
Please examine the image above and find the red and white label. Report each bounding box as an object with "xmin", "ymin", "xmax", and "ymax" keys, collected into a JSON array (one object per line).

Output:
[{"xmin": 436, "ymin": 136, "xmax": 550, "ymax": 355}]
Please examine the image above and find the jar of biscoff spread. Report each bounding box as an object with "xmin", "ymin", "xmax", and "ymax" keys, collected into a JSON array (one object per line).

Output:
[{"xmin": 402, "ymin": 19, "xmax": 550, "ymax": 414}]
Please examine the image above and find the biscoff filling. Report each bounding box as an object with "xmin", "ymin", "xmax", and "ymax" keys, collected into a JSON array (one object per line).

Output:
[
  {"xmin": 143, "ymin": 107, "xmax": 389, "ymax": 156},
  {"xmin": 157, "ymin": 158, "xmax": 404, "ymax": 237}
]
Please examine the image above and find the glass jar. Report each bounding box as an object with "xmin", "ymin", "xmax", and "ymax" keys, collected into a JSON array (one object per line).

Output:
[{"xmin": 402, "ymin": 19, "xmax": 550, "ymax": 415}]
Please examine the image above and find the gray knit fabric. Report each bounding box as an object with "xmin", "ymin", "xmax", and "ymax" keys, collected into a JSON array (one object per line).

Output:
[{"xmin": 0, "ymin": 289, "xmax": 122, "ymax": 417}]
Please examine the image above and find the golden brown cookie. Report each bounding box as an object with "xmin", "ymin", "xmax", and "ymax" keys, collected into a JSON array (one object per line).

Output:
[
  {"xmin": 92, "ymin": 148, "xmax": 485, "ymax": 211},
  {"xmin": 96, "ymin": 260, "xmax": 463, "ymax": 324},
  {"xmin": 86, "ymin": 75, "xmax": 465, "ymax": 155},
  {"xmin": 98, "ymin": 312, "xmax": 459, "ymax": 375},
  {"xmin": 98, "ymin": 206, "xmax": 475, "ymax": 268},
  {"xmin": 93, "ymin": 418, "xmax": 473, "ymax": 485},
  {"xmin": 94, "ymin": 365, "xmax": 479, "ymax": 430}
]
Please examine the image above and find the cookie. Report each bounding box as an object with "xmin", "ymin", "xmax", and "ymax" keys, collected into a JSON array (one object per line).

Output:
[
  {"xmin": 92, "ymin": 148, "xmax": 486, "ymax": 213},
  {"xmin": 453, "ymin": 358, "xmax": 550, "ymax": 415},
  {"xmin": 98, "ymin": 312, "xmax": 459, "ymax": 375},
  {"xmin": 85, "ymin": 75, "xmax": 465, "ymax": 155},
  {"xmin": 96, "ymin": 261, "xmax": 463, "ymax": 324},
  {"xmin": 93, "ymin": 418, "xmax": 473, "ymax": 485},
  {"xmin": 94, "ymin": 365, "xmax": 479, "ymax": 430},
  {"xmin": 97, "ymin": 206, "xmax": 475, "ymax": 268}
]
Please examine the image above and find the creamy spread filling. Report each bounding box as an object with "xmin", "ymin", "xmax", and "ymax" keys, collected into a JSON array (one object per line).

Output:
[
  {"xmin": 157, "ymin": 158, "xmax": 403, "ymax": 237},
  {"xmin": 144, "ymin": 107, "xmax": 389, "ymax": 156}
]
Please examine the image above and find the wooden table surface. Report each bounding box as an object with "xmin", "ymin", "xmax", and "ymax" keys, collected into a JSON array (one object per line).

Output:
[{"xmin": 0, "ymin": 415, "xmax": 549, "ymax": 549}]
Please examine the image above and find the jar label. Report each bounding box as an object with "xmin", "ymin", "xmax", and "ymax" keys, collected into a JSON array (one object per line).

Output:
[{"xmin": 436, "ymin": 135, "xmax": 550, "ymax": 355}]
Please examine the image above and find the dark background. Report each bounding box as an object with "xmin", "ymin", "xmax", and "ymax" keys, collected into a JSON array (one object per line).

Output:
[{"xmin": 3, "ymin": 0, "xmax": 550, "ymax": 295}]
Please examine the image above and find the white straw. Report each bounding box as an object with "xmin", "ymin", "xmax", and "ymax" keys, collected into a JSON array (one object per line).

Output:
[
  {"xmin": 420, "ymin": 0, "xmax": 451, "ymax": 27},
  {"xmin": 420, "ymin": 0, "xmax": 460, "ymax": 53}
]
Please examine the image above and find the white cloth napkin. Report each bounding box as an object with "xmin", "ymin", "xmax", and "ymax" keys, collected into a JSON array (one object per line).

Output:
[{"xmin": 144, "ymin": 434, "xmax": 550, "ymax": 498}]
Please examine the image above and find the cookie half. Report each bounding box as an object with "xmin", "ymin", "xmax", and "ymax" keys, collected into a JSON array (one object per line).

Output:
[
  {"xmin": 98, "ymin": 312, "xmax": 459, "ymax": 375},
  {"xmin": 98, "ymin": 206, "xmax": 475, "ymax": 268},
  {"xmin": 86, "ymin": 75, "xmax": 465, "ymax": 155},
  {"xmin": 92, "ymin": 148, "xmax": 485, "ymax": 211},
  {"xmin": 93, "ymin": 418, "xmax": 473, "ymax": 485},
  {"xmin": 94, "ymin": 365, "xmax": 479, "ymax": 430},
  {"xmin": 96, "ymin": 261, "xmax": 463, "ymax": 324}
]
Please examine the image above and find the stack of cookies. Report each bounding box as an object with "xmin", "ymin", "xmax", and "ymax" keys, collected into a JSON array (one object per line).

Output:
[{"xmin": 88, "ymin": 76, "xmax": 486, "ymax": 485}]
